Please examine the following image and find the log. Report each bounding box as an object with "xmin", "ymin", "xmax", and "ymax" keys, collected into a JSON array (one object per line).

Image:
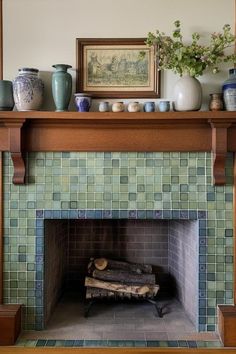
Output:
[
  {"xmin": 92, "ymin": 269, "xmax": 156, "ymax": 285},
  {"xmin": 94, "ymin": 257, "xmax": 108, "ymax": 270},
  {"xmin": 86, "ymin": 287, "xmax": 115, "ymax": 299},
  {"xmin": 85, "ymin": 277, "xmax": 159, "ymax": 296},
  {"xmin": 93, "ymin": 257, "xmax": 152, "ymax": 274}
]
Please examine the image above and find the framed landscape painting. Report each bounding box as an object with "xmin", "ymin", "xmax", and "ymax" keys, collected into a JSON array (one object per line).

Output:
[{"xmin": 76, "ymin": 38, "xmax": 160, "ymax": 98}]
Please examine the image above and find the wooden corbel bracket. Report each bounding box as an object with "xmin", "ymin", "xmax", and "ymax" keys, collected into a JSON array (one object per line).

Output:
[
  {"xmin": 4, "ymin": 119, "xmax": 26, "ymax": 184},
  {"xmin": 209, "ymin": 119, "xmax": 232, "ymax": 186}
]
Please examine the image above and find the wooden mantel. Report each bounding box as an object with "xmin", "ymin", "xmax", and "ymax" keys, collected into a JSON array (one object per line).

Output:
[{"xmin": 0, "ymin": 110, "xmax": 236, "ymax": 185}]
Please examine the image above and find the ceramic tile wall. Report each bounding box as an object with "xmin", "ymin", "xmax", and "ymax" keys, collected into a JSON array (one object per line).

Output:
[{"xmin": 2, "ymin": 151, "xmax": 234, "ymax": 331}]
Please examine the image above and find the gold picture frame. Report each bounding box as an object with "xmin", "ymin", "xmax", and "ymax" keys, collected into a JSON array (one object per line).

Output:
[{"xmin": 76, "ymin": 38, "xmax": 160, "ymax": 98}]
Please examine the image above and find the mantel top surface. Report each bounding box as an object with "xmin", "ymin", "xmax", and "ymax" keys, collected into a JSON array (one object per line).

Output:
[{"xmin": 0, "ymin": 110, "xmax": 235, "ymax": 122}]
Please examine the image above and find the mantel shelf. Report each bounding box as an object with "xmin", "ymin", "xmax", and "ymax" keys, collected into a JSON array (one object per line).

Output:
[{"xmin": 0, "ymin": 110, "xmax": 236, "ymax": 185}]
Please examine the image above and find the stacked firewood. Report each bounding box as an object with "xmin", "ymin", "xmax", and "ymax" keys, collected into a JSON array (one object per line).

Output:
[{"xmin": 85, "ymin": 257, "xmax": 159, "ymax": 300}]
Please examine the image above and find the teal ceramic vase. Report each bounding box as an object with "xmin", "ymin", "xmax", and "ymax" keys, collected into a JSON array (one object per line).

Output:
[
  {"xmin": 0, "ymin": 80, "xmax": 14, "ymax": 111},
  {"xmin": 52, "ymin": 64, "xmax": 72, "ymax": 111}
]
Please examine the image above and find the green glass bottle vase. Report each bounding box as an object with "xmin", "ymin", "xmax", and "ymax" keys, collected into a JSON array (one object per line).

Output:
[{"xmin": 52, "ymin": 64, "xmax": 72, "ymax": 111}]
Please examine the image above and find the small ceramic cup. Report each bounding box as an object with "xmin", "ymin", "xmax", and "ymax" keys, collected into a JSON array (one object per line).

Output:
[
  {"xmin": 158, "ymin": 100, "xmax": 171, "ymax": 112},
  {"xmin": 144, "ymin": 101, "xmax": 155, "ymax": 112},
  {"xmin": 127, "ymin": 101, "xmax": 140, "ymax": 112},
  {"xmin": 112, "ymin": 102, "xmax": 125, "ymax": 112},
  {"xmin": 74, "ymin": 93, "xmax": 92, "ymax": 112},
  {"xmin": 99, "ymin": 101, "xmax": 110, "ymax": 112}
]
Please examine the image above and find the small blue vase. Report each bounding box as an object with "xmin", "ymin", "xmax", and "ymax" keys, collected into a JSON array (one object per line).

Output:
[
  {"xmin": 144, "ymin": 101, "xmax": 155, "ymax": 112},
  {"xmin": 52, "ymin": 64, "xmax": 72, "ymax": 112},
  {"xmin": 74, "ymin": 93, "xmax": 92, "ymax": 112}
]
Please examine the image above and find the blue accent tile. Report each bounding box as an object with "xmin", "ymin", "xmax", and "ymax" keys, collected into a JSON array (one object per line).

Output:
[
  {"xmin": 199, "ymin": 228, "xmax": 207, "ymax": 236},
  {"xmin": 199, "ymin": 220, "xmax": 206, "ymax": 228},
  {"xmin": 95, "ymin": 210, "xmax": 102, "ymax": 219},
  {"xmin": 36, "ymin": 228, "xmax": 44, "ymax": 237},
  {"xmin": 61, "ymin": 210, "xmax": 69, "ymax": 219},
  {"xmin": 112, "ymin": 210, "xmax": 119, "ymax": 218},
  {"xmin": 172, "ymin": 210, "xmax": 180, "ymax": 219},
  {"xmin": 178, "ymin": 341, "xmax": 188, "ymax": 347},
  {"xmin": 35, "ymin": 290, "xmax": 43, "ymax": 298},
  {"xmin": 36, "ymin": 210, "xmax": 44, "ymax": 218},
  {"xmin": 36, "ymin": 271, "xmax": 43, "ymax": 280},
  {"xmin": 189, "ymin": 210, "xmax": 197, "ymax": 219},
  {"xmin": 120, "ymin": 210, "xmax": 128, "ymax": 218},
  {"xmin": 199, "ymin": 255, "xmax": 207, "ymax": 264},
  {"xmin": 36, "ymin": 307, "xmax": 43, "ymax": 315},
  {"xmin": 36, "ymin": 245, "xmax": 43, "ymax": 254},
  {"xmin": 198, "ymin": 210, "xmax": 207, "ymax": 219},
  {"xmin": 199, "ymin": 246, "xmax": 206, "ymax": 254},
  {"xmin": 44, "ymin": 210, "xmax": 52, "ymax": 219},
  {"xmin": 74, "ymin": 340, "xmax": 84, "ymax": 347},
  {"xmin": 180, "ymin": 210, "xmax": 188, "ymax": 219},
  {"xmin": 36, "ymin": 281, "xmax": 42, "ymax": 290},
  {"xmin": 146, "ymin": 210, "xmax": 154, "ymax": 219},
  {"xmin": 154, "ymin": 210, "xmax": 162, "ymax": 219},
  {"xmin": 46, "ymin": 340, "xmax": 56, "ymax": 347},
  {"xmin": 147, "ymin": 341, "xmax": 160, "ymax": 347},
  {"xmin": 36, "ymin": 255, "xmax": 43, "ymax": 264},
  {"xmin": 163, "ymin": 210, "xmax": 171, "ymax": 219},
  {"xmin": 36, "ymin": 238, "xmax": 43, "ymax": 246},
  {"xmin": 86, "ymin": 210, "xmax": 95, "ymax": 218},
  {"xmin": 78, "ymin": 210, "xmax": 85, "ymax": 219},
  {"xmin": 52, "ymin": 210, "xmax": 61, "ymax": 219},
  {"xmin": 128, "ymin": 210, "xmax": 137, "ymax": 218},
  {"xmin": 188, "ymin": 341, "xmax": 197, "ymax": 348},
  {"xmin": 199, "ymin": 238, "xmax": 206, "ymax": 245},
  {"xmin": 64, "ymin": 340, "xmax": 75, "ymax": 347},
  {"xmin": 103, "ymin": 210, "xmax": 112, "ymax": 218},
  {"xmin": 69, "ymin": 210, "xmax": 78, "ymax": 219},
  {"xmin": 167, "ymin": 341, "xmax": 179, "ymax": 347},
  {"xmin": 199, "ymin": 290, "xmax": 206, "ymax": 298},
  {"xmin": 36, "ymin": 219, "xmax": 44, "ymax": 227},
  {"xmin": 36, "ymin": 298, "xmax": 43, "ymax": 306},
  {"xmin": 137, "ymin": 210, "xmax": 146, "ymax": 219},
  {"xmin": 36, "ymin": 340, "xmax": 46, "ymax": 347}
]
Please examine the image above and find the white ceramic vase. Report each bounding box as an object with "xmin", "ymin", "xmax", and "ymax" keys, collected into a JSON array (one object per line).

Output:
[
  {"xmin": 173, "ymin": 74, "xmax": 202, "ymax": 111},
  {"xmin": 13, "ymin": 68, "xmax": 44, "ymax": 111}
]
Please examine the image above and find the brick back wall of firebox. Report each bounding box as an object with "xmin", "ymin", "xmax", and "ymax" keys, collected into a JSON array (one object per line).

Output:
[{"xmin": 66, "ymin": 219, "xmax": 169, "ymax": 288}]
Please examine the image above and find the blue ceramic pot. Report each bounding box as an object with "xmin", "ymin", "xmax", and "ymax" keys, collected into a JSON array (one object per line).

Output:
[
  {"xmin": 222, "ymin": 68, "xmax": 236, "ymax": 111},
  {"xmin": 52, "ymin": 64, "xmax": 72, "ymax": 112},
  {"xmin": 144, "ymin": 101, "xmax": 155, "ymax": 112},
  {"xmin": 74, "ymin": 93, "xmax": 92, "ymax": 112},
  {"xmin": 13, "ymin": 68, "xmax": 44, "ymax": 111}
]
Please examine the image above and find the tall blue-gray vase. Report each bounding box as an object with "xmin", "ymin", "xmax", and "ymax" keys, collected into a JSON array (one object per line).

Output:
[{"xmin": 52, "ymin": 64, "xmax": 72, "ymax": 111}]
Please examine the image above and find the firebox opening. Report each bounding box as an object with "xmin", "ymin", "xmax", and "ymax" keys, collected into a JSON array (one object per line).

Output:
[{"xmin": 44, "ymin": 219, "xmax": 199, "ymax": 334}]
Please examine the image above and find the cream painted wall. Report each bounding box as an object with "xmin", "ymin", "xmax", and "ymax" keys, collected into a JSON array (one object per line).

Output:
[{"xmin": 3, "ymin": 0, "xmax": 235, "ymax": 110}]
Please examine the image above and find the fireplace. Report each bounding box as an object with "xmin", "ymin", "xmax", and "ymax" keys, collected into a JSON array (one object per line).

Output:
[
  {"xmin": 43, "ymin": 218, "xmax": 199, "ymax": 329},
  {"xmin": 2, "ymin": 150, "xmax": 234, "ymax": 336}
]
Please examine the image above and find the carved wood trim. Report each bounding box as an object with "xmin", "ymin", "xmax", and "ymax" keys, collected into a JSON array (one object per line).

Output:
[
  {"xmin": 209, "ymin": 120, "xmax": 232, "ymax": 185},
  {"xmin": 5, "ymin": 120, "xmax": 26, "ymax": 184}
]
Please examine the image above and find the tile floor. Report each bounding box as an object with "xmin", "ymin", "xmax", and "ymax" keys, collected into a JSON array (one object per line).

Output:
[{"xmin": 19, "ymin": 292, "xmax": 220, "ymax": 343}]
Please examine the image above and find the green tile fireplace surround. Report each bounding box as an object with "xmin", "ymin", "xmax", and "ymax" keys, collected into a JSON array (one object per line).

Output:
[{"xmin": 2, "ymin": 151, "xmax": 234, "ymax": 332}]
